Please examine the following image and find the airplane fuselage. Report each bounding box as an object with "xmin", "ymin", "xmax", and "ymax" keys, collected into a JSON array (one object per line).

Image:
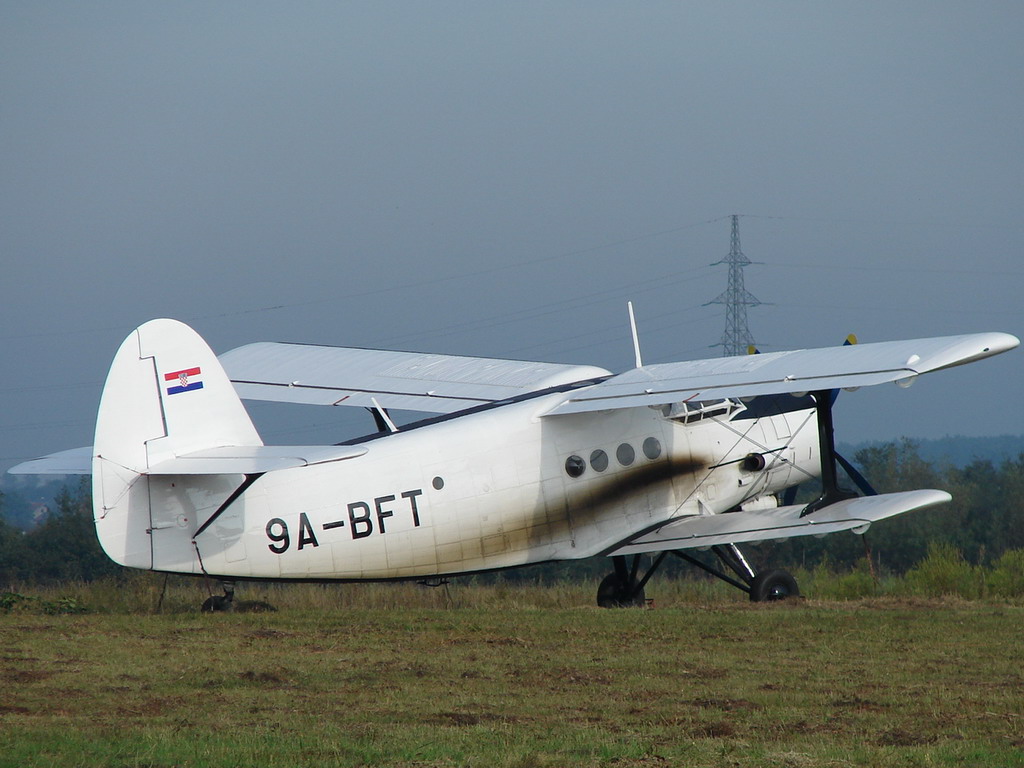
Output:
[
  {"xmin": 16, "ymin": 319, "xmax": 1014, "ymax": 601},
  {"xmin": 147, "ymin": 392, "xmax": 821, "ymax": 580}
]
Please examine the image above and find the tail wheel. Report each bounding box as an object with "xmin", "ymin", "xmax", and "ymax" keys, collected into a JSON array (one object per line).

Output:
[
  {"xmin": 201, "ymin": 595, "xmax": 234, "ymax": 613},
  {"xmin": 749, "ymin": 569, "xmax": 799, "ymax": 602},
  {"xmin": 597, "ymin": 572, "xmax": 646, "ymax": 608}
]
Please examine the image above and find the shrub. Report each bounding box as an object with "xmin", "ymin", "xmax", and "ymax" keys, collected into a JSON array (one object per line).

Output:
[
  {"xmin": 903, "ymin": 542, "xmax": 983, "ymax": 599},
  {"xmin": 987, "ymin": 548, "xmax": 1024, "ymax": 598}
]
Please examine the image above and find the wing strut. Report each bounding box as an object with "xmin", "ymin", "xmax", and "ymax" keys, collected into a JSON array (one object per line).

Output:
[
  {"xmin": 671, "ymin": 550, "xmax": 752, "ymax": 594},
  {"xmin": 369, "ymin": 398, "xmax": 399, "ymax": 433},
  {"xmin": 802, "ymin": 389, "xmax": 858, "ymax": 516}
]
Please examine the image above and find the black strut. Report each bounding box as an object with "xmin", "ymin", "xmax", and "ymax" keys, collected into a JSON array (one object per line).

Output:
[
  {"xmin": 192, "ymin": 473, "xmax": 263, "ymax": 539},
  {"xmin": 802, "ymin": 389, "xmax": 857, "ymax": 517},
  {"xmin": 671, "ymin": 550, "xmax": 752, "ymax": 594},
  {"xmin": 612, "ymin": 552, "xmax": 670, "ymax": 599}
]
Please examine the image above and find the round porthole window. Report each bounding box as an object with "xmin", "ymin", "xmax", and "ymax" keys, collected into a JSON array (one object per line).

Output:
[
  {"xmin": 616, "ymin": 443, "xmax": 635, "ymax": 466},
  {"xmin": 590, "ymin": 449, "xmax": 609, "ymax": 472},
  {"xmin": 565, "ymin": 455, "xmax": 586, "ymax": 478},
  {"xmin": 643, "ymin": 437, "xmax": 662, "ymax": 460}
]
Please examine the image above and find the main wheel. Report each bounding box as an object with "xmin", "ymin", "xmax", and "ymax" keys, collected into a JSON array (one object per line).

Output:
[
  {"xmin": 748, "ymin": 569, "xmax": 799, "ymax": 602},
  {"xmin": 597, "ymin": 572, "xmax": 646, "ymax": 608}
]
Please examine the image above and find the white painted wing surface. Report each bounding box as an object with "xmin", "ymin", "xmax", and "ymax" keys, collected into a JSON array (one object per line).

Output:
[
  {"xmin": 220, "ymin": 342, "xmax": 611, "ymax": 413},
  {"xmin": 9, "ymin": 444, "xmax": 368, "ymax": 476},
  {"xmin": 8, "ymin": 446, "xmax": 93, "ymax": 475},
  {"xmin": 547, "ymin": 332, "xmax": 1019, "ymax": 415},
  {"xmin": 608, "ymin": 489, "xmax": 951, "ymax": 556},
  {"xmin": 145, "ymin": 445, "xmax": 368, "ymax": 474}
]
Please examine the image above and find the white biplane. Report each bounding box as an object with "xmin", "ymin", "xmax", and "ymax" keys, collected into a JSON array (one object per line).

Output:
[{"xmin": 11, "ymin": 319, "xmax": 1018, "ymax": 608}]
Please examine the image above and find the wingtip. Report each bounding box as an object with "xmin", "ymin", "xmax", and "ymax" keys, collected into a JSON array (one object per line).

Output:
[
  {"xmin": 988, "ymin": 332, "xmax": 1021, "ymax": 355},
  {"xmin": 917, "ymin": 332, "xmax": 1021, "ymax": 373}
]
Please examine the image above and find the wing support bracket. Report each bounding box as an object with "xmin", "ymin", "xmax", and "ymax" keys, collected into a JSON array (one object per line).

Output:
[
  {"xmin": 670, "ymin": 549, "xmax": 752, "ymax": 594},
  {"xmin": 802, "ymin": 389, "xmax": 857, "ymax": 517}
]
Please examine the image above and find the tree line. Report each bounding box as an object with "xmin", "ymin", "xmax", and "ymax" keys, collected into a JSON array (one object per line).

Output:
[
  {"xmin": 2, "ymin": 440, "xmax": 1022, "ymax": 586},
  {"xmin": 762, "ymin": 439, "xmax": 1024, "ymax": 575},
  {"xmin": 0, "ymin": 479, "xmax": 120, "ymax": 584}
]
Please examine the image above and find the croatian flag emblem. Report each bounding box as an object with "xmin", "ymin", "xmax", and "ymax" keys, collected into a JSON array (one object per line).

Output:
[{"xmin": 164, "ymin": 367, "xmax": 204, "ymax": 395}]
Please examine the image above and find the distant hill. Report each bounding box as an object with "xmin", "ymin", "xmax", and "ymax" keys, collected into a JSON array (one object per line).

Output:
[{"xmin": 840, "ymin": 434, "xmax": 1024, "ymax": 469}]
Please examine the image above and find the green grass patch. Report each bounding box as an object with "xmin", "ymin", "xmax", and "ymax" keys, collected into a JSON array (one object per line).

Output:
[{"xmin": 2, "ymin": 583, "xmax": 1023, "ymax": 767}]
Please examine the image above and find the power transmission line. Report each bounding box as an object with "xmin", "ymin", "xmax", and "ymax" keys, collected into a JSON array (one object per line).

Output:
[{"xmin": 705, "ymin": 215, "xmax": 764, "ymax": 356}]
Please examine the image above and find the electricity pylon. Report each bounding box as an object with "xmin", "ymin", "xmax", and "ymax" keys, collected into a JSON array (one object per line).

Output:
[{"xmin": 706, "ymin": 215, "xmax": 762, "ymax": 356}]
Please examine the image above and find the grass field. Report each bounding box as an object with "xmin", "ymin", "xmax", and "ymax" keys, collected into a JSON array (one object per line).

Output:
[{"xmin": 2, "ymin": 581, "xmax": 1022, "ymax": 767}]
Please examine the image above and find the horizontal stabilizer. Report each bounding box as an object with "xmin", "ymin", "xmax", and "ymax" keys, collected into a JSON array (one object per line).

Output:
[
  {"xmin": 219, "ymin": 342, "xmax": 610, "ymax": 413},
  {"xmin": 145, "ymin": 444, "xmax": 367, "ymax": 474},
  {"xmin": 9, "ymin": 444, "xmax": 368, "ymax": 476},
  {"xmin": 608, "ymin": 489, "xmax": 951, "ymax": 556},
  {"xmin": 8, "ymin": 447, "xmax": 93, "ymax": 475}
]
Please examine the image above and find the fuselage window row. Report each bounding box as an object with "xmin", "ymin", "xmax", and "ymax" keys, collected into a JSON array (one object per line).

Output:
[{"xmin": 564, "ymin": 437, "xmax": 663, "ymax": 478}]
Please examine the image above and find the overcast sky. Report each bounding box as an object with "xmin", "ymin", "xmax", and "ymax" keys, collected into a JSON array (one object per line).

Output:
[{"xmin": 3, "ymin": 2, "xmax": 1023, "ymax": 475}]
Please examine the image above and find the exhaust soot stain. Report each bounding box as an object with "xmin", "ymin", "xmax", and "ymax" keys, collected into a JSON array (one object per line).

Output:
[
  {"xmin": 579, "ymin": 456, "xmax": 708, "ymax": 512},
  {"xmin": 525, "ymin": 456, "xmax": 710, "ymax": 546},
  {"xmin": 506, "ymin": 456, "xmax": 711, "ymax": 554}
]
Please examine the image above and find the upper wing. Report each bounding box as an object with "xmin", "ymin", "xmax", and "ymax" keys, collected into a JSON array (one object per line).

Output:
[
  {"xmin": 219, "ymin": 342, "xmax": 610, "ymax": 414},
  {"xmin": 546, "ymin": 332, "xmax": 1018, "ymax": 416},
  {"xmin": 608, "ymin": 489, "xmax": 950, "ymax": 556}
]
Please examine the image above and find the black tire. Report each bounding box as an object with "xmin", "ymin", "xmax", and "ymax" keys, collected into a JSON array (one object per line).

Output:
[
  {"xmin": 597, "ymin": 572, "xmax": 646, "ymax": 608},
  {"xmin": 748, "ymin": 569, "xmax": 800, "ymax": 602},
  {"xmin": 201, "ymin": 595, "xmax": 234, "ymax": 613}
]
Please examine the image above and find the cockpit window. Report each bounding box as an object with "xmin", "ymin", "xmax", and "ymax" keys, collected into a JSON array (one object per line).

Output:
[{"xmin": 662, "ymin": 398, "xmax": 743, "ymax": 425}]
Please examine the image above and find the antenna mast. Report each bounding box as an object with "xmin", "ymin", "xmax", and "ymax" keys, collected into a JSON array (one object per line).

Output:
[{"xmin": 706, "ymin": 215, "xmax": 762, "ymax": 356}]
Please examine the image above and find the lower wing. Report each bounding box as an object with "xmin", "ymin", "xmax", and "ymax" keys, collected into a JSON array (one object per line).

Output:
[{"xmin": 607, "ymin": 490, "xmax": 950, "ymax": 556}]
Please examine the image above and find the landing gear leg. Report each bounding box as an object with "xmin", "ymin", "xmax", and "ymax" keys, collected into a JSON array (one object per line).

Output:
[
  {"xmin": 597, "ymin": 553, "xmax": 665, "ymax": 608},
  {"xmin": 672, "ymin": 545, "xmax": 800, "ymax": 602},
  {"xmin": 201, "ymin": 581, "xmax": 235, "ymax": 613},
  {"xmin": 598, "ymin": 544, "xmax": 800, "ymax": 606}
]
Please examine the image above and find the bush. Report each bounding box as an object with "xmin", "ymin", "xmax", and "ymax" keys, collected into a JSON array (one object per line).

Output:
[
  {"xmin": 903, "ymin": 542, "xmax": 983, "ymax": 599},
  {"xmin": 824, "ymin": 561, "xmax": 881, "ymax": 600},
  {"xmin": 0, "ymin": 591, "xmax": 89, "ymax": 615},
  {"xmin": 987, "ymin": 548, "xmax": 1024, "ymax": 598}
]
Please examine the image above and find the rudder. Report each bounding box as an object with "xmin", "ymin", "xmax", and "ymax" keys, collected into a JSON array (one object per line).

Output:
[{"xmin": 93, "ymin": 319, "xmax": 262, "ymax": 567}]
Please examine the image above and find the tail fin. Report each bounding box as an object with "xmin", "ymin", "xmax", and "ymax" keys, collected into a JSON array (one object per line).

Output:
[{"xmin": 93, "ymin": 319, "xmax": 262, "ymax": 567}]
